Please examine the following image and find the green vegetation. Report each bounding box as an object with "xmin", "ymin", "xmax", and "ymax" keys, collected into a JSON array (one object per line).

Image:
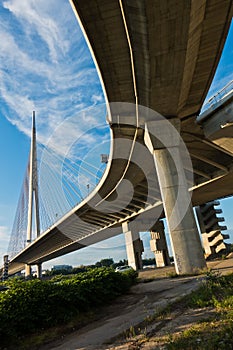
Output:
[
  {"xmin": 146, "ymin": 271, "xmax": 233, "ymax": 350},
  {"xmin": 44, "ymin": 265, "xmax": 88, "ymax": 276},
  {"xmin": 185, "ymin": 270, "xmax": 233, "ymax": 308},
  {"xmin": 124, "ymin": 271, "xmax": 233, "ymax": 350},
  {"xmin": 43, "ymin": 257, "xmax": 159, "ymax": 277},
  {"xmin": 0, "ymin": 267, "xmax": 138, "ymax": 348},
  {"xmin": 167, "ymin": 319, "xmax": 233, "ymax": 350},
  {"xmin": 43, "ymin": 258, "xmax": 127, "ymax": 276},
  {"xmin": 166, "ymin": 271, "xmax": 233, "ymax": 349}
]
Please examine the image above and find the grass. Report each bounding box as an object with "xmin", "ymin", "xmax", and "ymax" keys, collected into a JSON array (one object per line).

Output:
[
  {"xmin": 165, "ymin": 271, "xmax": 233, "ymax": 349},
  {"xmin": 124, "ymin": 270, "xmax": 233, "ymax": 350},
  {"xmin": 16, "ymin": 311, "xmax": 97, "ymax": 350},
  {"xmin": 4, "ymin": 269, "xmax": 232, "ymax": 349},
  {"xmin": 167, "ymin": 318, "xmax": 233, "ymax": 349}
]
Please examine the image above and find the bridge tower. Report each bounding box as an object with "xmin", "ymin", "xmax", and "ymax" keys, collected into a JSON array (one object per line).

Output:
[{"xmin": 25, "ymin": 111, "xmax": 41, "ymax": 278}]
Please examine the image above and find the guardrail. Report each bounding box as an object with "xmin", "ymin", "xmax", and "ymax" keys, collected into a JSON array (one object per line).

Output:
[{"xmin": 201, "ymin": 79, "xmax": 233, "ymax": 113}]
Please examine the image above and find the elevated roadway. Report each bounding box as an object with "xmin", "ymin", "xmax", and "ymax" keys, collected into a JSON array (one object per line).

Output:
[
  {"xmin": 197, "ymin": 80, "xmax": 233, "ymax": 155},
  {"xmin": 6, "ymin": 0, "xmax": 233, "ymax": 275},
  {"xmin": 8, "ymin": 101, "xmax": 233, "ymax": 275},
  {"xmin": 71, "ymin": 0, "xmax": 232, "ymax": 117}
]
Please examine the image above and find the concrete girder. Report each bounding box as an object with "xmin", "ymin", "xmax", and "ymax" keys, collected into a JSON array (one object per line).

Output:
[{"xmin": 70, "ymin": 0, "xmax": 233, "ymax": 118}]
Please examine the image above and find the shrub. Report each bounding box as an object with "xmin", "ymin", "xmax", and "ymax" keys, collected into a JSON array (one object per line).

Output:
[
  {"xmin": 0, "ymin": 267, "xmax": 137, "ymax": 346},
  {"xmin": 185, "ymin": 271, "xmax": 233, "ymax": 308}
]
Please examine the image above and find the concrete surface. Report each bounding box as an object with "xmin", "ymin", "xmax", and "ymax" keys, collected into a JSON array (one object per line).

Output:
[{"xmin": 45, "ymin": 255, "xmax": 233, "ymax": 350}]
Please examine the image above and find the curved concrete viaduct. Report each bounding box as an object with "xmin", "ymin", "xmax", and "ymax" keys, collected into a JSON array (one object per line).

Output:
[
  {"xmin": 5, "ymin": 0, "xmax": 233, "ymax": 276},
  {"xmin": 71, "ymin": 0, "xmax": 232, "ymax": 117}
]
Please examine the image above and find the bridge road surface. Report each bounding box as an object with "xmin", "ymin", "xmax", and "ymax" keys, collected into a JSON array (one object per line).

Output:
[{"xmin": 44, "ymin": 255, "xmax": 233, "ymax": 350}]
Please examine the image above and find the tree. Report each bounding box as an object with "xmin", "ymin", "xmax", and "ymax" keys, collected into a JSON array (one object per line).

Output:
[{"xmin": 95, "ymin": 258, "xmax": 114, "ymax": 267}]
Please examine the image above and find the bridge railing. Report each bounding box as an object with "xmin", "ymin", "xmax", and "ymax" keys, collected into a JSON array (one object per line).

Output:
[{"xmin": 201, "ymin": 79, "xmax": 233, "ymax": 113}]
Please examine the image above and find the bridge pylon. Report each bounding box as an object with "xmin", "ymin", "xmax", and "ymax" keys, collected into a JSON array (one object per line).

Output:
[{"xmin": 25, "ymin": 111, "xmax": 41, "ymax": 278}]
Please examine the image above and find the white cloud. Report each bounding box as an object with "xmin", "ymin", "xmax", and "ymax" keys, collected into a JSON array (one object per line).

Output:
[
  {"xmin": 0, "ymin": 0, "xmax": 105, "ymax": 150},
  {"xmin": 92, "ymin": 94, "xmax": 104, "ymax": 105},
  {"xmin": 0, "ymin": 0, "xmax": 109, "ymax": 264},
  {"xmin": 3, "ymin": 0, "xmax": 70, "ymax": 62}
]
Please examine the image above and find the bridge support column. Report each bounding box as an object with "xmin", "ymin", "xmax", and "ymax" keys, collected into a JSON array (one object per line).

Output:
[
  {"xmin": 150, "ymin": 220, "xmax": 170, "ymax": 267},
  {"xmin": 25, "ymin": 264, "xmax": 32, "ymax": 278},
  {"xmin": 145, "ymin": 119, "xmax": 206, "ymax": 275},
  {"xmin": 36, "ymin": 263, "xmax": 42, "ymax": 278},
  {"xmin": 122, "ymin": 222, "xmax": 144, "ymax": 270},
  {"xmin": 2, "ymin": 255, "xmax": 9, "ymax": 281},
  {"xmin": 195, "ymin": 201, "xmax": 229, "ymax": 259}
]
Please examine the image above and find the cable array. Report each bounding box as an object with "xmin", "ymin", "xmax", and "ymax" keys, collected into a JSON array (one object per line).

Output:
[
  {"xmin": 7, "ymin": 142, "xmax": 107, "ymax": 259},
  {"xmin": 7, "ymin": 161, "xmax": 30, "ymax": 259}
]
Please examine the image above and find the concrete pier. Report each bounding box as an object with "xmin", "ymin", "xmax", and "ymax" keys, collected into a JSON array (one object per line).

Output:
[
  {"xmin": 36, "ymin": 263, "xmax": 42, "ymax": 278},
  {"xmin": 145, "ymin": 119, "xmax": 206, "ymax": 274},
  {"xmin": 2, "ymin": 255, "xmax": 9, "ymax": 281},
  {"xmin": 150, "ymin": 220, "xmax": 170, "ymax": 267},
  {"xmin": 122, "ymin": 222, "xmax": 144, "ymax": 270},
  {"xmin": 25, "ymin": 264, "xmax": 32, "ymax": 278},
  {"xmin": 196, "ymin": 201, "xmax": 229, "ymax": 258}
]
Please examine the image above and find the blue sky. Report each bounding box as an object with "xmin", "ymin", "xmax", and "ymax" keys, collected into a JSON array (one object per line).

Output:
[{"xmin": 0, "ymin": 1, "xmax": 232, "ymax": 270}]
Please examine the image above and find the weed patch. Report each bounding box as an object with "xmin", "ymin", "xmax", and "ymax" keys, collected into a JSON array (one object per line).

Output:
[
  {"xmin": 165, "ymin": 272, "xmax": 233, "ymax": 349},
  {"xmin": 0, "ymin": 267, "xmax": 138, "ymax": 348}
]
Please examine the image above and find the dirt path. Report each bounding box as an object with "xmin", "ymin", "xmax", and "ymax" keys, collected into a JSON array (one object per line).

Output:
[{"xmin": 42, "ymin": 256, "xmax": 233, "ymax": 350}]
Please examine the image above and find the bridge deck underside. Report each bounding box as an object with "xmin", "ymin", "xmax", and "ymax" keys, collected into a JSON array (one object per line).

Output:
[
  {"xmin": 8, "ymin": 120, "xmax": 233, "ymax": 273},
  {"xmin": 6, "ymin": 0, "xmax": 233, "ymax": 274},
  {"xmin": 71, "ymin": 0, "xmax": 233, "ymax": 117}
]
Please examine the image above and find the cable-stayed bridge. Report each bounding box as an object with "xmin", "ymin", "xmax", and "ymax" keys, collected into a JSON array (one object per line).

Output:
[
  {"xmin": 2, "ymin": 0, "xmax": 233, "ymax": 278},
  {"xmin": 4, "ymin": 87, "xmax": 233, "ymax": 277},
  {"xmin": 8, "ymin": 119, "xmax": 110, "ymax": 261}
]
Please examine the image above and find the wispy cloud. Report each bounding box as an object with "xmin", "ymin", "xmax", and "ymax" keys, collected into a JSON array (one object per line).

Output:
[
  {"xmin": 0, "ymin": 0, "xmax": 105, "ymax": 145},
  {"xmin": 3, "ymin": 0, "xmax": 70, "ymax": 62},
  {"xmin": 0, "ymin": 0, "xmax": 109, "ymax": 265}
]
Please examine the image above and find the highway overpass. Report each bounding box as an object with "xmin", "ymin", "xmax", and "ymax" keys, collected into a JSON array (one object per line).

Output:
[{"xmin": 4, "ymin": 0, "xmax": 233, "ymax": 276}]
